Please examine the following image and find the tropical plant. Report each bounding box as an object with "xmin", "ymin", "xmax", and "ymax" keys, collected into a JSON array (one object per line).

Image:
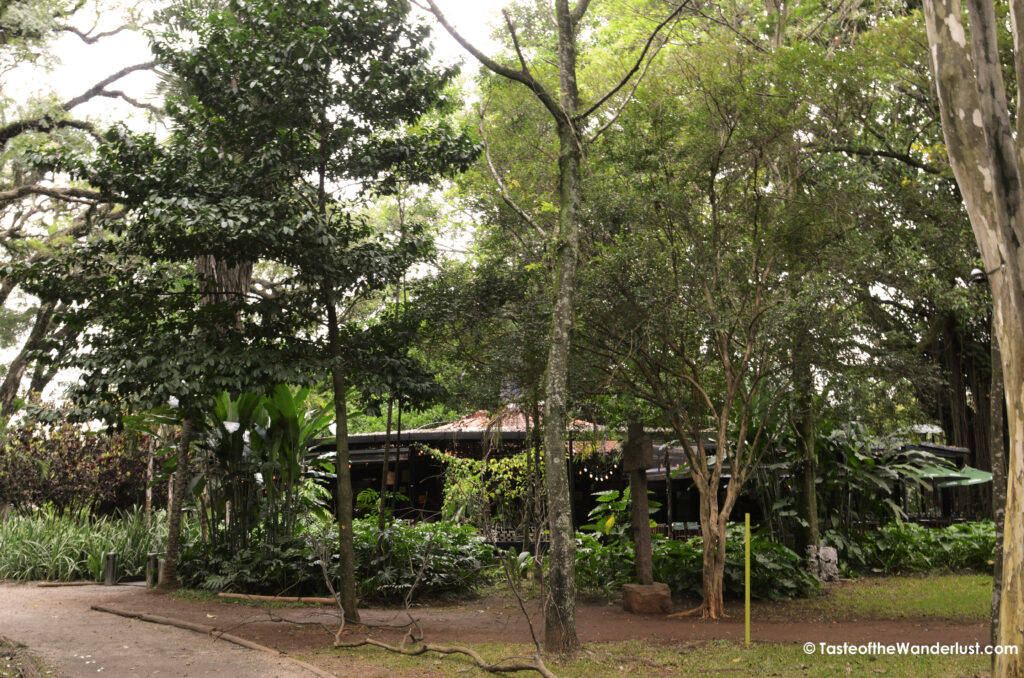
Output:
[
  {"xmin": 580, "ymin": 488, "xmax": 659, "ymax": 543},
  {"xmin": 179, "ymin": 517, "xmax": 495, "ymax": 603},
  {"xmin": 0, "ymin": 506, "xmax": 182, "ymax": 582},
  {"xmin": 831, "ymin": 520, "xmax": 996, "ymax": 575},
  {"xmin": 191, "ymin": 386, "xmax": 334, "ymax": 553},
  {"xmin": 575, "ymin": 524, "xmax": 818, "ymax": 601},
  {"xmin": 0, "ymin": 421, "xmax": 164, "ymax": 514},
  {"xmin": 754, "ymin": 419, "xmax": 961, "ymax": 551}
]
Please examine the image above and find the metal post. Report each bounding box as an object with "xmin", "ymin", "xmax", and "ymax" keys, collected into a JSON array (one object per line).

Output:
[
  {"xmin": 745, "ymin": 513, "xmax": 751, "ymax": 645},
  {"xmin": 104, "ymin": 552, "xmax": 117, "ymax": 586},
  {"xmin": 146, "ymin": 552, "xmax": 159, "ymax": 588}
]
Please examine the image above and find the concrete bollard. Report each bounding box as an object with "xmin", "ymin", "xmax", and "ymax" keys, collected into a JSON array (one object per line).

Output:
[
  {"xmin": 157, "ymin": 558, "xmax": 166, "ymax": 585},
  {"xmin": 103, "ymin": 552, "xmax": 117, "ymax": 586},
  {"xmin": 146, "ymin": 552, "xmax": 159, "ymax": 588}
]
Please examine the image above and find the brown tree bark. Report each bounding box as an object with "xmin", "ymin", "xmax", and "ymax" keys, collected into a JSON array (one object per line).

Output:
[
  {"xmin": 159, "ymin": 418, "xmax": 193, "ymax": 588},
  {"xmin": 327, "ymin": 298, "xmax": 360, "ymax": 623},
  {"xmin": 922, "ymin": 1, "xmax": 1024, "ymax": 672},
  {"xmin": 625, "ymin": 421, "xmax": 654, "ymax": 585},
  {"xmin": 990, "ymin": 332, "xmax": 1007, "ymax": 652},
  {"xmin": 540, "ymin": 51, "xmax": 583, "ymax": 654},
  {"xmin": 0, "ymin": 302, "xmax": 55, "ymax": 417},
  {"xmin": 379, "ymin": 397, "xmax": 394, "ymax": 532},
  {"xmin": 792, "ymin": 341, "xmax": 819, "ymax": 556}
]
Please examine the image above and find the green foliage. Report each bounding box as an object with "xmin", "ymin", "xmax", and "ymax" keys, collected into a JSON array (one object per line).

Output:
[
  {"xmin": 0, "ymin": 422, "xmax": 162, "ymax": 514},
  {"xmin": 0, "ymin": 506, "xmax": 173, "ymax": 582},
  {"xmin": 427, "ymin": 446, "xmax": 541, "ymax": 528},
  {"xmin": 192, "ymin": 386, "xmax": 334, "ymax": 552},
  {"xmin": 353, "ymin": 518, "xmax": 495, "ymax": 603},
  {"xmin": 347, "ymin": 403, "xmax": 459, "ymax": 435},
  {"xmin": 580, "ymin": 488, "xmax": 659, "ymax": 542},
  {"xmin": 827, "ymin": 521, "xmax": 996, "ymax": 575},
  {"xmin": 575, "ymin": 525, "xmax": 818, "ymax": 601},
  {"xmin": 179, "ymin": 518, "xmax": 495, "ymax": 603},
  {"xmin": 354, "ymin": 487, "xmax": 409, "ymax": 520},
  {"xmin": 178, "ymin": 535, "xmax": 326, "ymax": 596},
  {"xmin": 756, "ymin": 418, "xmax": 963, "ymax": 546}
]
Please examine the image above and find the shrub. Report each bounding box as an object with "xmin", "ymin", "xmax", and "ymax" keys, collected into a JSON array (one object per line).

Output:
[
  {"xmin": 828, "ymin": 520, "xmax": 996, "ymax": 575},
  {"xmin": 0, "ymin": 505, "xmax": 169, "ymax": 581},
  {"xmin": 576, "ymin": 524, "xmax": 818, "ymax": 601},
  {"xmin": 353, "ymin": 519, "xmax": 495, "ymax": 603},
  {"xmin": 0, "ymin": 424, "xmax": 163, "ymax": 514},
  {"xmin": 178, "ymin": 536, "xmax": 325, "ymax": 596},
  {"xmin": 179, "ymin": 518, "xmax": 496, "ymax": 603}
]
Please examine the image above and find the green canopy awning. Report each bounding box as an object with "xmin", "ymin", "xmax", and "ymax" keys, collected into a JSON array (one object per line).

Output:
[{"xmin": 937, "ymin": 466, "xmax": 993, "ymax": 488}]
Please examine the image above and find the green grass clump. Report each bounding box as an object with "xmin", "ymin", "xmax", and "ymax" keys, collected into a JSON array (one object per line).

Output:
[
  {"xmin": 305, "ymin": 639, "xmax": 991, "ymax": 678},
  {"xmin": 0, "ymin": 505, "xmax": 168, "ymax": 582},
  {"xmin": 778, "ymin": 574, "xmax": 992, "ymax": 622}
]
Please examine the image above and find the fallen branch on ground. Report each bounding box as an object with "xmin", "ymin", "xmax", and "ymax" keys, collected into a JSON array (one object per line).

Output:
[
  {"xmin": 334, "ymin": 637, "xmax": 558, "ymax": 678},
  {"xmin": 90, "ymin": 604, "xmax": 335, "ymax": 678},
  {"xmin": 667, "ymin": 604, "xmax": 704, "ymax": 619},
  {"xmin": 217, "ymin": 592, "xmax": 338, "ymax": 605}
]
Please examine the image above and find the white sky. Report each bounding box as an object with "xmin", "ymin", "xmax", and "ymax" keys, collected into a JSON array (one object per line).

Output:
[{"xmin": 13, "ymin": 0, "xmax": 506, "ymax": 130}]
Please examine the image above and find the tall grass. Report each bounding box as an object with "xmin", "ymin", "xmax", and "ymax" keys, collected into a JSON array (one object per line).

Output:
[{"xmin": 0, "ymin": 505, "xmax": 173, "ymax": 582}]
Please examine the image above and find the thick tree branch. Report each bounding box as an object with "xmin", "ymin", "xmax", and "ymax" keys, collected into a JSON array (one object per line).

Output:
[
  {"xmin": 0, "ymin": 184, "xmax": 108, "ymax": 204},
  {"xmin": 416, "ymin": 0, "xmax": 564, "ymax": 123},
  {"xmin": 570, "ymin": 0, "xmax": 593, "ymax": 27},
  {"xmin": 335, "ymin": 637, "xmax": 557, "ymax": 678},
  {"xmin": 0, "ymin": 62, "xmax": 155, "ymax": 146},
  {"xmin": 502, "ymin": 10, "xmax": 532, "ymax": 75},
  {"xmin": 575, "ymin": 1, "xmax": 689, "ymax": 123},
  {"xmin": 94, "ymin": 89, "xmax": 163, "ymax": 115},
  {"xmin": 0, "ymin": 119, "xmax": 95, "ymax": 146},
  {"xmin": 61, "ymin": 61, "xmax": 156, "ymax": 110},
  {"xmin": 61, "ymin": 24, "xmax": 130, "ymax": 44},
  {"xmin": 808, "ymin": 143, "xmax": 942, "ymax": 174},
  {"xmin": 478, "ymin": 105, "xmax": 547, "ymax": 239}
]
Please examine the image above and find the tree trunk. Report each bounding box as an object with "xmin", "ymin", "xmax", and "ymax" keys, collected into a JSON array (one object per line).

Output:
[
  {"xmin": 379, "ymin": 397, "xmax": 393, "ymax": 531},
  {"xmin": 792, "ymin": 345, "xmax": 819, "ymax": 556},
  {"xmin": 327, "ymin": 299, "xmax": 360, "ymax": 623},
  {"xmin": 541, "ymin": 117, "xmax": 582, "ymax": 653},
  {"xmin": 0, "ymin": 302, "xmax": 55, "ymax": 417},
  {"xmin": 664, "ymin": 446, "xmax": 673, "ymax": 527},
  {"xmin": 145, "ymin": 453, "xmax": 154, "ymax": 530},
  {"xmin": 990, "ymin": 332, "xmax": 1007, "ymax": 651},
  {"xmin": 626, "ymin": 421, "xmax": 653, "ymax": 585},
  {"xmin": 923, "ymin": 1, "xmax": 1024, "ymax": 672},
  {"xmin": 697, "ymin": 493, "xmax": 726, "ymax": 619},
  {"xmin": 539, "ymin": 0, "xmax": 584, "ymax": 654},
  {"xmin": 159, "ymin": 417, "xmax": 193, "ymax": 588}
]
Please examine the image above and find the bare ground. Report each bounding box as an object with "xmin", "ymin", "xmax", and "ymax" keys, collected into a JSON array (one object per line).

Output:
[{"xmin": 0, "ymin": 582, "xmax": 991, "ymax": 677}]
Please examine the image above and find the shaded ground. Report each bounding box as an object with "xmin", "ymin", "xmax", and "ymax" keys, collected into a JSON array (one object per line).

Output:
[
  {"xmin": 165, "ymin": 584, "xmax": 991, "ymax": 652},
  {"xmin": 0, "ymin": 584, "xmax": 314, "ymax": 677},
  {"xmin": 0, "ymin": 580, "xmax": 994, "ymax": 677}
]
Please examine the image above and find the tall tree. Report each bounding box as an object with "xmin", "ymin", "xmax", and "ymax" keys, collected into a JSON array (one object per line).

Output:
[
  {"xmin": 577, "ymin": 29, "xmax": 849, "ymax": 618},
  {"xmin": 0, "ymin": 0, "xmax": 155, "ymax": 419},
  {"xmin": 420, "ymin": 0, "xmax": 684, "ymax": 651},
  {"xmin": 25, "ymin": 0, "xmax": 474, "ymax": 604},
  {"xmin": 922, "ymin": 1, "xmax": 1024, "ymax": 673}
]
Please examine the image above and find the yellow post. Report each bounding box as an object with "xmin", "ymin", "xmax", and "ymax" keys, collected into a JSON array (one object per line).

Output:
[{"xmin": 745, "ymin": 512, "xmax": 750, "ymax": 646}]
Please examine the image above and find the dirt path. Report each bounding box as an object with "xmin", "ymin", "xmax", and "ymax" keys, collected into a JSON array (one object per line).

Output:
[
  {"xmin": 0, "ymin": 582, "xmax": 992, "ymax": 677},
  {"xmin": 0, "ymin": 583, "xmax": 317, "ymax": 677}
]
